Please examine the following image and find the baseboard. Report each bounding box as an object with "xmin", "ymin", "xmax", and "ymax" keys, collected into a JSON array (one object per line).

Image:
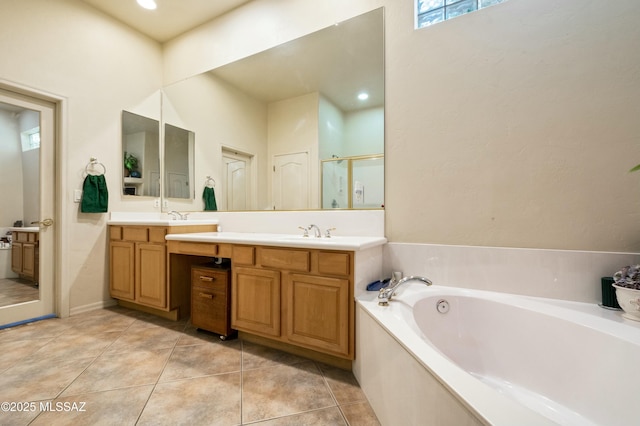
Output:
[{"xmin": 69, "ymin": 299, "xmax": 118, "ymax": 316}]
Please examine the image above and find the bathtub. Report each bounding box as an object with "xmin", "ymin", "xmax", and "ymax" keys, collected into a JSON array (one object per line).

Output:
[{"xmin": 354, "ymin": 284, "xmax": 640, "ymax": 426}]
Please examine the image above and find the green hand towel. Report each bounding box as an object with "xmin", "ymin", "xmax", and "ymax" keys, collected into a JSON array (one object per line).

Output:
[
  {"xmin": 81, "ymin": 174, "xmax": 108, "ymax": 213},
  {"xmin": 203, "ymin": 186, "xmax": 217, "ymax": 211}
]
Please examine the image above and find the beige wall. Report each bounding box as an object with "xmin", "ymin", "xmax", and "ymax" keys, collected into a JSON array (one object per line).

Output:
[
  {"xmin": 0, "ymin": 0, "xmax": 163, "ymax": 313},
  {"xmin": 385, "ymin": 0, "xmax": 640, "ymax": 251}
]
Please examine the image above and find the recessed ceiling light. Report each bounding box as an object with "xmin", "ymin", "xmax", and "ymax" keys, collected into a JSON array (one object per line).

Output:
[
  {"xmin": 137, "ymin": 0, "xmax": 157, "ymax": 10},
  {"xmin": 357, "ymin": 92, "xmax": 369, "ymax": 101}
]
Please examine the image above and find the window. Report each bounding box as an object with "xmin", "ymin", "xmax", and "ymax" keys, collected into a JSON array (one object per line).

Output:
[
  {"xmin": 21, "ymin": 127, "xmax": 41, "ymax": 151},
  {"xmin": 416, "ymin": 0, "xmax": 506, "ymax": 28}
]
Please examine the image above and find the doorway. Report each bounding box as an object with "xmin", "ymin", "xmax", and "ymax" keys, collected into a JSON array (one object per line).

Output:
[
  {"xmin": 272, "ymin": 151, "xmax": 309, "ymax": 210},
  {"xmin": 0, "ymin": 87, "xmax": 56, "ymax": 327},
  {"xmin": 221, "ymin": 148, "xmax": 254, "ymax": 211}
]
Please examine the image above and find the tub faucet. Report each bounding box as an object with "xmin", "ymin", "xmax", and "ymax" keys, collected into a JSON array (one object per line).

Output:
[
  {"xmin": 378, "ymin": 276, "xmax": 433, "ymax": 306},
  {"xmin": 308, "ymin": 224, "xmax": 322, "ymax": 238}
]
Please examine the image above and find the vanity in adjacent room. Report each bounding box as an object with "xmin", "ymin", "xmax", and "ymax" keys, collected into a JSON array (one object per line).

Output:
[{"xmin": 10, "ymin": 227, "xmax": 40, "ymax": 284}]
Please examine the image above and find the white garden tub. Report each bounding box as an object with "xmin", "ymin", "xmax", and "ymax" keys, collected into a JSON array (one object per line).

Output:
[{"xmin": 354, "ymin": 284, "xmax": 640, "ymax": 426}]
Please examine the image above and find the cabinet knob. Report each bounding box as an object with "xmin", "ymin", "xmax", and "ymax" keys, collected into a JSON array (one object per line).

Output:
[{"xmin": 198, "ymin": 292, "xmax": 214, "ymax": 299}]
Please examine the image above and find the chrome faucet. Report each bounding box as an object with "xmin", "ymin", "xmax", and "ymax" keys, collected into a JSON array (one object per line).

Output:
[
  {"xmin": 308, "ymin": 224, "xmax": 322, "ymax": 238},
  {"xmin": 168, "ymin": 210, "xmax": 186, "ymax": 220},
  {"xmin": 378, "ymin": 275, "xmax": 433, "ymax": 306}
]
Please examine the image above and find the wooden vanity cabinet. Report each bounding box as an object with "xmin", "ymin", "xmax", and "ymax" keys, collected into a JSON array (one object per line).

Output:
[
  {"xmin": 11, "ymin": 230, "xmax": 39, "ymax": 283},
  {"xmin": 109, "ymin": 224, "xmax": 216, "ymax": 318},
  {"xmin": 231, "ymin": 245, "xmax": 354, "ymax": 359},
  {"xmin": 109, "ymin": 226, "xmax": 166, "ymax": 309}
]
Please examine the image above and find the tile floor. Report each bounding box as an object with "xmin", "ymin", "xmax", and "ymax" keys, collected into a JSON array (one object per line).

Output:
[
  {"xmin": 0, "ymin": 306, "xmax": 380, "ymax": 426},
  {"xmin": 0, "ymin": 278, "xmax": 39, "ymax": 308}
]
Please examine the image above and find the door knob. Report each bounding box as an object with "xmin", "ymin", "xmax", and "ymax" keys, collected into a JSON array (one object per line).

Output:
[{"xmin": 31, "ymin": 218, "xmax": 54, "ymax": 227}]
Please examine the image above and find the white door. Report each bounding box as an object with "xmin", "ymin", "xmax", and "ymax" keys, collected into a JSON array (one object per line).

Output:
[
  {"xmin": 273, "ymin": 152, "xmax": 309, "ymax": 210},
  {"xmin": 222, "ymin": 149, "xmax": 253, "ymax": 211},
  {"xmin": 167, "ymin": 172, "xmax": 189, "ymax": 198},
  {"xmin": 0, "ymin": 88, "xmax": 56, "ymax": 327}
]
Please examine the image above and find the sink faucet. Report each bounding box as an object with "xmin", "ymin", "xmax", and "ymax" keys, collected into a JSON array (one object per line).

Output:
[
  {"xmin": 377, "ymin": 275, "xmax": 432, "ymax": 306},
  {"xmin": 308, "ymin": 224, "xmax": 321, "ymax": 238},
  {"xmin": 168, "ymin": 211, "xmax": 186, "ymax": 220}
]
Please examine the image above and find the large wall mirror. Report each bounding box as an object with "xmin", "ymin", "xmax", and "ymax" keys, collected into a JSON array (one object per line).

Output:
[
  {"xmin": 161, "ymin": 7, "xmax": 384, "ymax": 212},
  {"xmin": 121, "ymin": 111, "xmax": 160, "ymax": 197}
]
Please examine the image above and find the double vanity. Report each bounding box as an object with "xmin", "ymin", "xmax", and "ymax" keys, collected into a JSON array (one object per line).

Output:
[{"xmin": 108, "ymin": 216, "xmax": 385, "ymax": 366}]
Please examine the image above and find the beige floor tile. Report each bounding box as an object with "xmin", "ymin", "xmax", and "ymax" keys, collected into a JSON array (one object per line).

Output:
[
  {"xmin": 61, "ymin": 348, "xmax": 171, "ymax": 396},
  {"xmin": 137, "ymin": 373, "xmax": 241, "ymax": 426},
  {"xmin": 160, "ymin": 339, "xmax": 242, "ymax": 382},
  {"xmin": 24, "ymin": 331, "xmax": 122, "ymax": 363},
  {"xmin": 241, "ymin": 341, "xmax": 310, "ymax": 370},
  {"xmin": 248, "ymin": 407, "xmax": 348, "ymax": 425},
  {"xmin": 0, "ymin": 338, "xmax": 52, "ymax": 373},
  {"xmin": 0, "ymin": 317, "xmax": 70, "ymax": 341},
  {"xmin": 340, "ymin": 402, "xmax": 381, "ymax": 426},
  {"xmin": 30, "ymin": 385, "xmax": 154, "ymax": 426},
  {"xmin": 319, "ymin": 364, "xmax": 367, "ymax": 405},
  {"xmin": 242, "ymin": 361, "xmax": 335, "ymax": 423},
  {"xmin": 62, "ymin": 311, "xmax": 137, "ymax": 335},
  {"xmin": 104, "ymin": 322, "xmax": 182, "ymax": 353},
  {"xmin": 0, "ymin": 356, "xmax": 95, "ymax": 401}
]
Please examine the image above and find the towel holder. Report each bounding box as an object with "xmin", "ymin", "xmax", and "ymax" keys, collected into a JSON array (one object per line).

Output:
[
  {"xmin": 85, "ymin": 157, "xmax": 106, "ymax": 176},
  {"xmin": 205, "ymin": 176, "xmax": 215, "ymax": 188}
]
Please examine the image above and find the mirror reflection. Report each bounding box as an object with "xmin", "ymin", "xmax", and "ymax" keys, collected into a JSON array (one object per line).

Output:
[
  {"xmin": 121, "ymin": 111, "xmax": 160, "ymax": 197},
  {"xmin": 0, "ymin": 101, "xmax": 40, "ymax": 307},
  {"xmin": 161, "ymin": 7, "xmax": 384, "ymax": 212},
  {"xmin": 163, "ymin": 123, "xmax": 195, "ymax": 200}
]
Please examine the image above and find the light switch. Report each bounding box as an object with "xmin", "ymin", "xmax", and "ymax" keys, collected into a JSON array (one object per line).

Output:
[{"xmin": 73, "ymin": 189, "xmax": 82, "ymax": 203}]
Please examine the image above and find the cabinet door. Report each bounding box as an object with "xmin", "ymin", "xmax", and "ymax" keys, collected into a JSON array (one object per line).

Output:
[
  {"xmin": 232, "ymin": 267, "xmax": 280, "ymax": 336},
  {"xmin": 110, "ymin": 241, "xmax": 135, "ymax": 301},
  {"xmin": 11, "ymin": 242, "xmax": 23, "ymax": 274},
  {"xmin": 21, "ymin": 243, "xmax": 36, "ymax": 279},
  {"xmin": 135, "ymin": 243, "xmax": 166, "ymax": 309},
  {"xmin": 286, "ymin": 273, "xmax": 351, "ymax": 357}
]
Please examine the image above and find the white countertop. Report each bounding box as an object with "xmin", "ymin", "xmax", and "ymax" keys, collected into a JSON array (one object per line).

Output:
[
  {"xmin": 9, "ymin": 227, "xmax": 39, "ymax": 232},
  {"xmin": 107, "ymin": 219, "xmax": 219, "ymax": 226},
  {"xmin": 165, "ymin": 232, "xmax": 387, "ymax": 251}
]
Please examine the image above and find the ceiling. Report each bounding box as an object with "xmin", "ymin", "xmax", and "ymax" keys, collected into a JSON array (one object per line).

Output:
[
  {"xmin": 80, "ymin": 0, "xmax": 252, "ymax": 42},
  {"xmin": 80, "ymin": 1, "xmax": 384, "ymax": 112}
]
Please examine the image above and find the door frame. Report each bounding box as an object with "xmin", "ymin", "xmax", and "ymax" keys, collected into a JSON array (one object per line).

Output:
[{"xmin": 0, "ymin": 79, "xmax": 67, "ymax": 321}]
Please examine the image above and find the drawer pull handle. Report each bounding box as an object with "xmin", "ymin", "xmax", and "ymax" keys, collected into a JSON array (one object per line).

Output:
[
  {"xmin": 199, "ymin": 292, "xmax": 214, "ymax": 299},
  {"xmin": 199, "ymin": 276, "xmax": 215, "ymax": 282}
]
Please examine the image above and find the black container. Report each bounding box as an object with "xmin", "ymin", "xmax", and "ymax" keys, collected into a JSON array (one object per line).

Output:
[{"xmin": 601, "ymin": 277, "xmax": 621, "ymax": 310}]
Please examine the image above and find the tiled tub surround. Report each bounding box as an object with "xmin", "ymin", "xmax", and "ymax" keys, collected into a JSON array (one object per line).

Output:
[
  {"xmin": 383, "ymin": 243, "xmax": 640, "ymax": 303},
  {"xmin": 0, "ymin": 306, "xmax": 379, "ymax": 425}
]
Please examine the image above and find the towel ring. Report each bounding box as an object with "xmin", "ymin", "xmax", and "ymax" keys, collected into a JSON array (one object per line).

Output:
[
  {"xmin": 85, "ymin": 157, "xmax": 106, "ymax": 176},
  {"xmin": 205, "ymin": 176, "xmax": 216, "ymax": 188}
]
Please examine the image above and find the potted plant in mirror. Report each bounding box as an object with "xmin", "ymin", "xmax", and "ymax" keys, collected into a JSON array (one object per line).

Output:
[
  {"xmin": 124, "ymin": 152, "xmax": 138, "ymax": 178},
  {"xmin": 613, "ymin": 265, "xmax": 640, "ymax": 321}
]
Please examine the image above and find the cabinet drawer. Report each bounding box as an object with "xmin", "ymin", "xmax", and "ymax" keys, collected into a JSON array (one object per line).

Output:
[
  {"xmin": 15, "ymin": 232, "xmax": 28, "ymax": 243},
  {"xmin": 317, "ymin": 252, "xmax": 351, "ymax": 276},
  {"xmin": 122, "ymin": 227, "xmax": 148, "ymax": 242},
  {"xmin": 233, "ymin": 246, "xmax": 255, "ymax": 265},
  {"xmin": 259, "ymin": 248, "xmax": 309, "ymax": 272},
  {"xmin": 148, "ymin": 227, "xmax": 167, "ymax": 243},
  {"xmin": 174, "ymin": 241, "xmax": 219, "ymax": 256},
  {"xmin": 109, "ymin": 226, "xmax": 123, "ymax": 241},
  {"xmin": 191, "ymin": 285, "xmax": 229, "ymax": 333},
  {"xmin": 191, "ymin": 267, "xmax": 229, "ymax": 291}
]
